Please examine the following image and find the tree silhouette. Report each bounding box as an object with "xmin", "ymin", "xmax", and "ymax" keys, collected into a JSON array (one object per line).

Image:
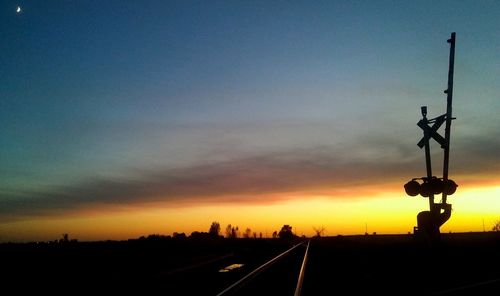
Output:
[
  {"xmin": 225, "ymin": 224, "xmax": 238, "ymax": 238},
  {"xmin": 278, "ymin": 225, "xmax": 295, "ymax": 239},
  {"xmin": 146, "ymin": 234, "xmax": 169, "ymax": 241},
  {"xmin": 313, "ymin": 226, "xmax": 325, "ymax": 237},
  {"xmin": 243, "ymin": 228, "xmax": 251, "ymax": 238},
  {"xmin": 209, "ymin": 221, "xmax": 221, "ymax": 237},
  {"xmin": 59, "ymin": 233, "xmax": 69, "ymax": 243},
  {"xmin": 173, "ymin": 232, "xmax": 186, "ymax": 239},
  {"xmin": 272, "ymin": 231, "xmax": 278, "ymax": 238},
  {"xmin": 493, "ymin": 220, "xmax": 500, "ymax": 232},
  {"xmin": 225, "ymin": 224, "xmax": 233, "ymax": 238}
]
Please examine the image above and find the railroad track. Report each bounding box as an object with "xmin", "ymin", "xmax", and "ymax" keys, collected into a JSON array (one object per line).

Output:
[
  {"xmin": 216, "ymin": 240, "xmax": 311, "ymax": 296},
  {"xmin": 431, "ymin": 278, "xmax": 500, "ymax": 295}
]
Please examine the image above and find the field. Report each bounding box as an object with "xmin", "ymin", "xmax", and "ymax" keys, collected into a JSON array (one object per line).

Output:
[
  {"xmin": 304, "ymin": 232, "xmax": 500, "ymax": 295},
  {"xmin": 1, "ymin": 232, "xmax": 499, "ymax": 295}
]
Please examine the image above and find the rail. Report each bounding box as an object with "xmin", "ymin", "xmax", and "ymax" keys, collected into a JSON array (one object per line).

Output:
[
  {"xmin": 432, "ymin": 277, "xmax": 500, "ymax": 295},
  {"xmin": 216, "ymin": 241, "xmax": 306, "ymax": 296},
  {"xmin": 294, "ymin": 240, "xmax": 310, "ymax": 296}
]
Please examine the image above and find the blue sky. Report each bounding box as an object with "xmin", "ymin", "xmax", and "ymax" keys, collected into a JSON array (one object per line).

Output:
[{"xmin": 1, "ymin": 1, "xmax": 499, "ymax": 222}]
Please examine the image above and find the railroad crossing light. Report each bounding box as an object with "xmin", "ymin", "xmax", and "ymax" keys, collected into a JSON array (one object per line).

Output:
[
  {"xmin": 420, "ymin": 182, "xmax": 432, "ymax": 197},
  {"xmin": 429, "ymin": 178, "xmax": 444, "ymax": 195},
  {"xmin": 443, "ymin": 179, "xmax": 458, "ymax": 195},
  {"xmin": 404, "ymin": 180, "xmax": 420, "ymax": 196},
  {"xmin": 404, "ymin": 178, "xmax": 457, "ymax": 197}
]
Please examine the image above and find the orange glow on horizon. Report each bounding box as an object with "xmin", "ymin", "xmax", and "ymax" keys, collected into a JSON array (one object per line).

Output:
[{"xmin": 1, "ymin": 183, "xmax": 499, "ymax": 242}]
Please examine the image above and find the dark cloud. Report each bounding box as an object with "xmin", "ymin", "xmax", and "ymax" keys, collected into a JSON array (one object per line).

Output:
[
  {"xmin": 1, "ymin": 131, "xmax": 499, "ymax": 221},
  {"xmin": 452, "ymin": 133, "xmax": 500, "ymax": 175},
  {"xmin": 0, "ymin": 148, "xmax": 416, "ymax": 220}
]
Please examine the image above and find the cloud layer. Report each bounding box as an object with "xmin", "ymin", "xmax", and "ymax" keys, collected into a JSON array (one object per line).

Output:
[{"xmin": 2, "ymin": 129, "xmax": 499, "ymax": 221}]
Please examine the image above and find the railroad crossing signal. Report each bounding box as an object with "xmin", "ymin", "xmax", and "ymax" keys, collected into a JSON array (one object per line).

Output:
[
  {"xmin": 417, "ymin": 114, "xmax": 446, "ymax": 148},
  {"xmin": 404, "ymin": 32, "xmax": 458, "ymax": 242}
]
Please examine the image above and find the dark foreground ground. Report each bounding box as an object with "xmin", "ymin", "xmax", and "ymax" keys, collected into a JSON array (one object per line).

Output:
[
  {"xmin": 1, "ymin": 232, "xmax": 499, "ymax": 295},
  {"xmin": 303, "ymin": 232, "xmax": 500, "ymax": 296}
]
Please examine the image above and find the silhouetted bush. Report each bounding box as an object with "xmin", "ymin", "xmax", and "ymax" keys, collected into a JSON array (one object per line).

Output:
[
  {"xmin": 190, "ymin": 231, "xmax": 210, "ymax": 239},
  {"xmin": 172, "ymin": 232, "xmax": 186, "ymax": 239}
]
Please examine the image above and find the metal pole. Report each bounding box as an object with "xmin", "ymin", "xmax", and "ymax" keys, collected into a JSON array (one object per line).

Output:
[
  {"xmin": 421, "ymin": 107, "xmax": 434, "ymax": 210},
  {"xmin": 424, "ymin": 132, "xmax": 434, "ymax": 210},
  {"xmin": 442, "ymin": 32, "xmax": 456, "ymax": 204}
]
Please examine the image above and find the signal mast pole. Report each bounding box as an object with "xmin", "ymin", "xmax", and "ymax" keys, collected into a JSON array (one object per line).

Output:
[
  {"xmin": 421, "ymin": 106, "xmax": 435, "ymax": 211},
  {"xmin": 442, "ymin": 32, "xmax": 456, "ymax": 205}
]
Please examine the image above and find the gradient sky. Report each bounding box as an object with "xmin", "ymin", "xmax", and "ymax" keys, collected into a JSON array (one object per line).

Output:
[{"xmin": 1, "ymin": 1, "xmax": 499, "ymax": 242}]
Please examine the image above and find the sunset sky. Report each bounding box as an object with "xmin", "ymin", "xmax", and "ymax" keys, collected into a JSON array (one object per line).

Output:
[{"xmin": 1, "ymin": 1, "xmax": 499, "ymax": 242}]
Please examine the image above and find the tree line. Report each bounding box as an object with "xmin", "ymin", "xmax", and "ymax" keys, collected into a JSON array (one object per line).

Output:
[{"xmin": 138, "ymin": 221, "xmax": 298, "ymax": 241}]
